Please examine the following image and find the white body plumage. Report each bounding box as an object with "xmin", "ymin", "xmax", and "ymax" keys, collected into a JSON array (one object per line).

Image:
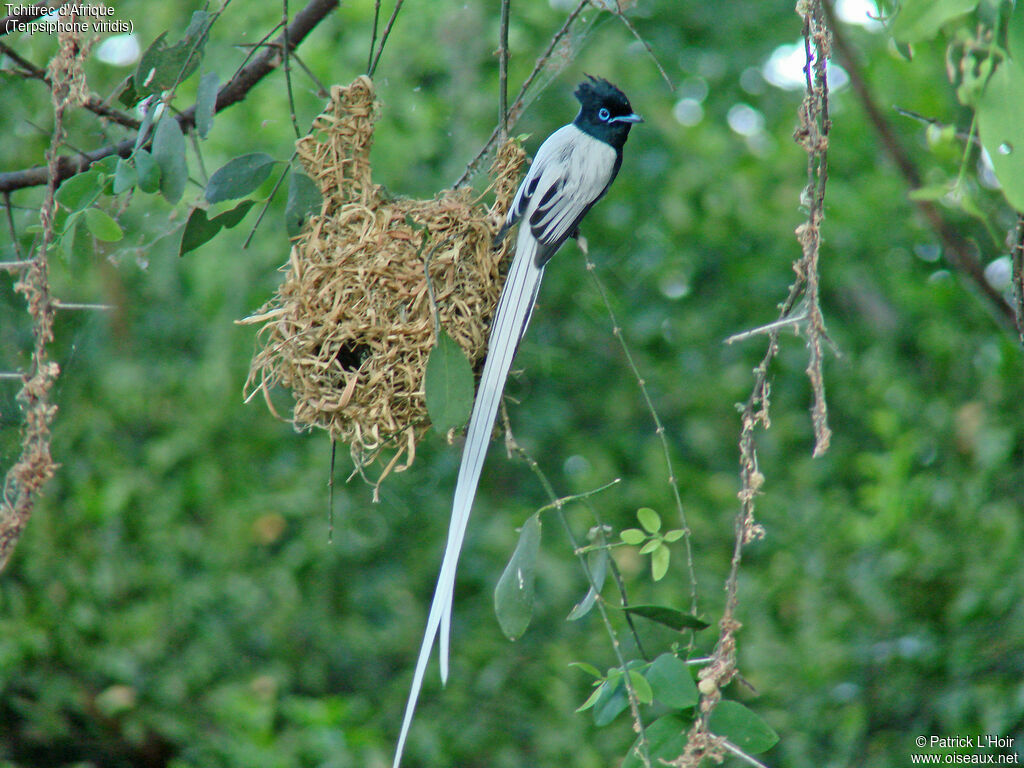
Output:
[{"xmin": 394, "ymin": 77, "xmax": 639, "ymax": 768}]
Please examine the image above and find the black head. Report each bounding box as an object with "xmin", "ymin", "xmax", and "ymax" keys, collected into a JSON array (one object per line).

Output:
[{"xmin": 572, "ymin": 75, "xmax": 642, "ymax": 150}]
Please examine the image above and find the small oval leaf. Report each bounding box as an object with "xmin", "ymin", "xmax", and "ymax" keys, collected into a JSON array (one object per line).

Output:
[
  {"xmin": 152, "ymin": 116, "xmax": 187, "ymax": 204},
  {"xmin": 135, "ymin": 149, "xmax": 161, "ymax": 193},
  {"xmin": 286, "ymin": 170, "xmax": 322, "ymax": 237},
  {"xmin": 628, "ymin": 670, "xmax": 654, "ymax": 705},
  {"xmin": 424, "ymin": 330, "xmax": 474, "ymax": 434},
  {"xmin": 651, "ymin": 544, "xmax": 671, "ymax": 581},
  {"xmin": 620, "ymin": 528, "xmax": 646, "ymax": 545},
  {"xmin": 84, "ymin": 207, "xmax": 123, "ymax": 242},
  {"xmin": 708, "ymin": 700, "xmax": 779, "ymax": 755},
  {"xmin": 205, "ymin": 152, "xmax": 277, "ymax": 204},
  {"xmin": 567, "ymin": 549, "xmax": 608, "ymax": 621},
  {"xmin": 494, "ymin": 513, "xmax": 541, "ymax": 641},
  {"xmin": 56, "ymin": 170, "xmax": 101, "ymax": 211},
  {"xmin": 113, "ymin": 158, "xmax": 135, "ymax": 194},
  {"xmin": 196, "ymin": 70, "xmax": 219, "ymax": 139},
  {"xmin": 637, "ymin": 507, "xmax": 661, "ymax": 533},
  {"xmin": 179, "ymin": 208, "xmax": 219, "ymax": 256},
  {"xmin": 592, "ymin": 678, "xmax": 629, "ymax": 726},
  {"xmin": 645, "ymin": 653, "xmax": 698, "ymax": 710}
]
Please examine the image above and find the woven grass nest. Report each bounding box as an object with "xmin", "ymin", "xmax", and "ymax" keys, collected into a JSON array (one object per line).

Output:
[{"xmin": 242, "ymin": 76, "xmax": 526, "ymax": 488}]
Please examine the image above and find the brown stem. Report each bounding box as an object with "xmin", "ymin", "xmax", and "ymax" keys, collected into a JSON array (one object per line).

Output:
[
  {"xmin": 824, "ymin": 0, "xmax": 1015, "ymax": 327},
  {"xmin": 0, "ymin": 0, "xmax": 339, "ymax": 194}
]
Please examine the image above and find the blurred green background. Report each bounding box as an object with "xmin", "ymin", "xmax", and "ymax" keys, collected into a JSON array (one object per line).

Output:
[{"xmin": 2, "ymin": 1, "xmax": 1023, "ymax": 766}]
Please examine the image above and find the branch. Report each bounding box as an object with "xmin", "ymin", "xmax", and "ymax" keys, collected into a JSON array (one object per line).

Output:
[
  {"xmin": 0, "ymin": 0, "xmax": 68, "ymax": 37},
  {"xmin": 0, "ymin": 0, "xmax": 339, "ymax": 195},
  {"xmin": 824, "ymin": 0, "xmax": 1015, "ymax": 327},
  {"xmin": 454, "ymin": 0, "xmax": 591, "ymax": 188}
]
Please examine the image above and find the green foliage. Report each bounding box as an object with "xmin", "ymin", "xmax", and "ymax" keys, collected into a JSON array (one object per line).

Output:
[
  {"xmin": 2, "ymin": 1, "xmax": 1024, "ymax": 767},
  {"xmin": 494, "ymin": 513, "xmax": 542, "ymax": 641},
  {"xmin": 205, "ymin": 153, "xmax": 277, "ymax": 204},
  {"xmin": 890, "ymin": 0, "xmax": 980, "ymax": 43},
  {"xmin": 423, "ymin": 330, "xmax": 475, "ymax": 435},
  {"xmin": 708, "ymin": 700, "xmax": 779, "ymax": 754}
]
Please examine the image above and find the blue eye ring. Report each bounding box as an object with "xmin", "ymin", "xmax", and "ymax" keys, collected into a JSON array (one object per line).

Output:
[{"xmin": 598, "ymin": 107, "xmax": 611, "ymax": 121}]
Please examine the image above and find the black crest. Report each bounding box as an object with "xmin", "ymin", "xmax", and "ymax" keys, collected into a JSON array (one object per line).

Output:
[{"xmin": 572, "ymin": 74, "xmax": 640, "ymax": 150}]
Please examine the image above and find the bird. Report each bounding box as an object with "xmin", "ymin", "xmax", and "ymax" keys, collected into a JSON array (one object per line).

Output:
[{"xmin": 394, "ymin": 75, "xmax": 641, "ymax": 768}]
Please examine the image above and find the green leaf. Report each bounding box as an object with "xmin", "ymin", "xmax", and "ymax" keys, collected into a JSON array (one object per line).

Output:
[
  {"xmin": 92, "ymin": 156, "xmax": 119, "ymax": 194},
  {"xmin": 637, "ymin": 507, "xmax": 661, "ymax": 533},
  {"xmin": 285, "ymin": 170, "xmax": 322, "ymax": 238},
  {"xmin": 638, "ymin": 538, "xmax": 661, "ymax": 555},
  {"xmin": 65, "ymin": 217, "xmax": 92, "ymax": 261},
  {"xmin": 179, "ymin": 208, "xmax": 219, "ymax": 257},
  {"xmin": 424, "ymin": 330, "xmax": 474, "ymax": 434},
  {"xmin": 134, "ymin": 11, "xmax": 209, "ymax": 96},
  {"xmin": 567, "ymin": 549, "xmax": 607, "ymax": 621},
  {"xmin": 621, "ymin": 715, "xmax": 689, "ymax": 768},
  {"xmin": 663, "ymin": 529, "xmax": 684, "ymax": 543},
  {"xmin": 569, "ymin": 661, "xmax": 602, "ymax": 679},
  {"xmin": 628, "ymin": 670, "xmax": 654, "ymax": 705},
  {"xmin": 890, "ymin": 0, "xmax": 979, "ymax": 43},
  {"xmin": 205, "ymin": 153, "xmax": 277, "ymax": 204},
  {"xmin": 977, "ymin": 62, "xmax": 1024, "ymax": 212},
  {"xmin": 576, "ymin": 684, "xmax": 603, "ymax": 713},
  {"xmin": 620, "ymin": 528, "xmax": 646, "ymax": 545},
  {"xmin": 135, "ymin": 149, "xmax": 161, "ymax": 193},
  {"xmin": 195, "ymin": 70, "xmax": 219, "ymax": 139},
  {"xmin": 708, "ymin": 700, "xmax": 779, "ymax": 755},
  {"xmin": 494, "ymin": 513, "xmax": 541, "ymax": 641},
  {"xmin": 645, "ymin": 653, "xmax": 698, "ymax": 710},
  {"xmin": 620, "ymin": 604, "xmax": 710, "ymax": 631},
  {"xmin": 84, "ymin": 208, "xmax": 123, "ymax": 242},
  {"xmin": 56, "ymin": 170, "xmax": 101, "ymax": 211},
  {"xmin": 1009, "ymin": 2, "xmax": 1024, "ymax": 64},
  {"xmin": 211, "ymin": 200, "xmax": 255, "ymax": 229},
  {"xmin": 113, "ymin": 158, "xmax": 135, "ymax": 194},
  {"xmin": 592, "ymin": 677, "xmax": 629, "ymax": 726},
  {"xmin": 152, "ymin": 116, "xmax": 187, "ymax": 204},
  {"xmin": 117, "ymin": 75, "xmax": 139, "ymax": 107},
  {"xmin": 651, "ymin": 544, "xmax": 671, "ymax": 581}
]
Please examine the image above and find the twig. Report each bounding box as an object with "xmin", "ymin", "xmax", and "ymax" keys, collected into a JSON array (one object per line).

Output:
[
  {"xmin": 0, "ymin": 373, "xmax": 25, "ymax": 381},
  {"xmin": 0, "ymin": 40, "xmax": 142, "ymax": 129},
  {"xmin": 796, "ymin": 0, "xmax": 832, "ymax": 457},
  {"xmin": 367, "ymin": 0, "xmax": 404, "ymax": 78},
  {"xmin": 0, "ymin": 0, "xmax": 339, "ymax": 194},
  {"xmin": 0, "ymin": 261, "xmax": 33, "ymax": 270},
  {"xmin": 3, "ymin": 192, "xmax": 25, "ymax": 261},
  {"xmin": 366, "ymin": 0, "xmax": 382, "ymax": 73},
  {"xmin": 281, "ymin": 0, "xmax": 302, "ymax": 138},
  {"xmin": 290, "ymin": 51, "xmax": 330, "ymax": 97},
  {"xmin": 454, "ymin": 0, "xmax": 592, "ymax": 188},
  {"xmin": 52, "ymin": 301, "xmax": 114, "ymax": 311},
  {"xmin": 0, "ymin": 18, "xmax": 72, "ymax": 570},
  {"xmin": 823, "ymin": 0, "xmax": 1015, "ymax": 327},
  {"xmin": 583, "ymin": 253, "xmax": 699, "ymax": 624},
  {"xmin": 609, "ymin": 8, "xmax": 674, "ymax": 90},
  {"xmin": 676, "ymin": 2, "xmax": 833, "ymax": 765},
  {"xmin": 498, "ymin": 0, "xmax": 511, "ymax": 138},
  {"xmin": 0, "ymin": 0, "xmax": 68, "ymax": 37},
  {"xmin": 242, "ymin": 159, "xmax": 292, "ymax": 248},
  {"xmin": 721, "ymin": 740, "xmax": 772, "ymax": 768},
  {"xmin": 724, "ymin": 310, "xmax": 807, "ymax": 345},
  {"xmin": 501, "ymin": 414, "xmax": 652, "ymax": 768}
]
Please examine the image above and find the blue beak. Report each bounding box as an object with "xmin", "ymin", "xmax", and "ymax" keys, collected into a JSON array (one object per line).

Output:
[{"xmin": 611, "ymin": 113, "xmax": 643, "ymax": 124}]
